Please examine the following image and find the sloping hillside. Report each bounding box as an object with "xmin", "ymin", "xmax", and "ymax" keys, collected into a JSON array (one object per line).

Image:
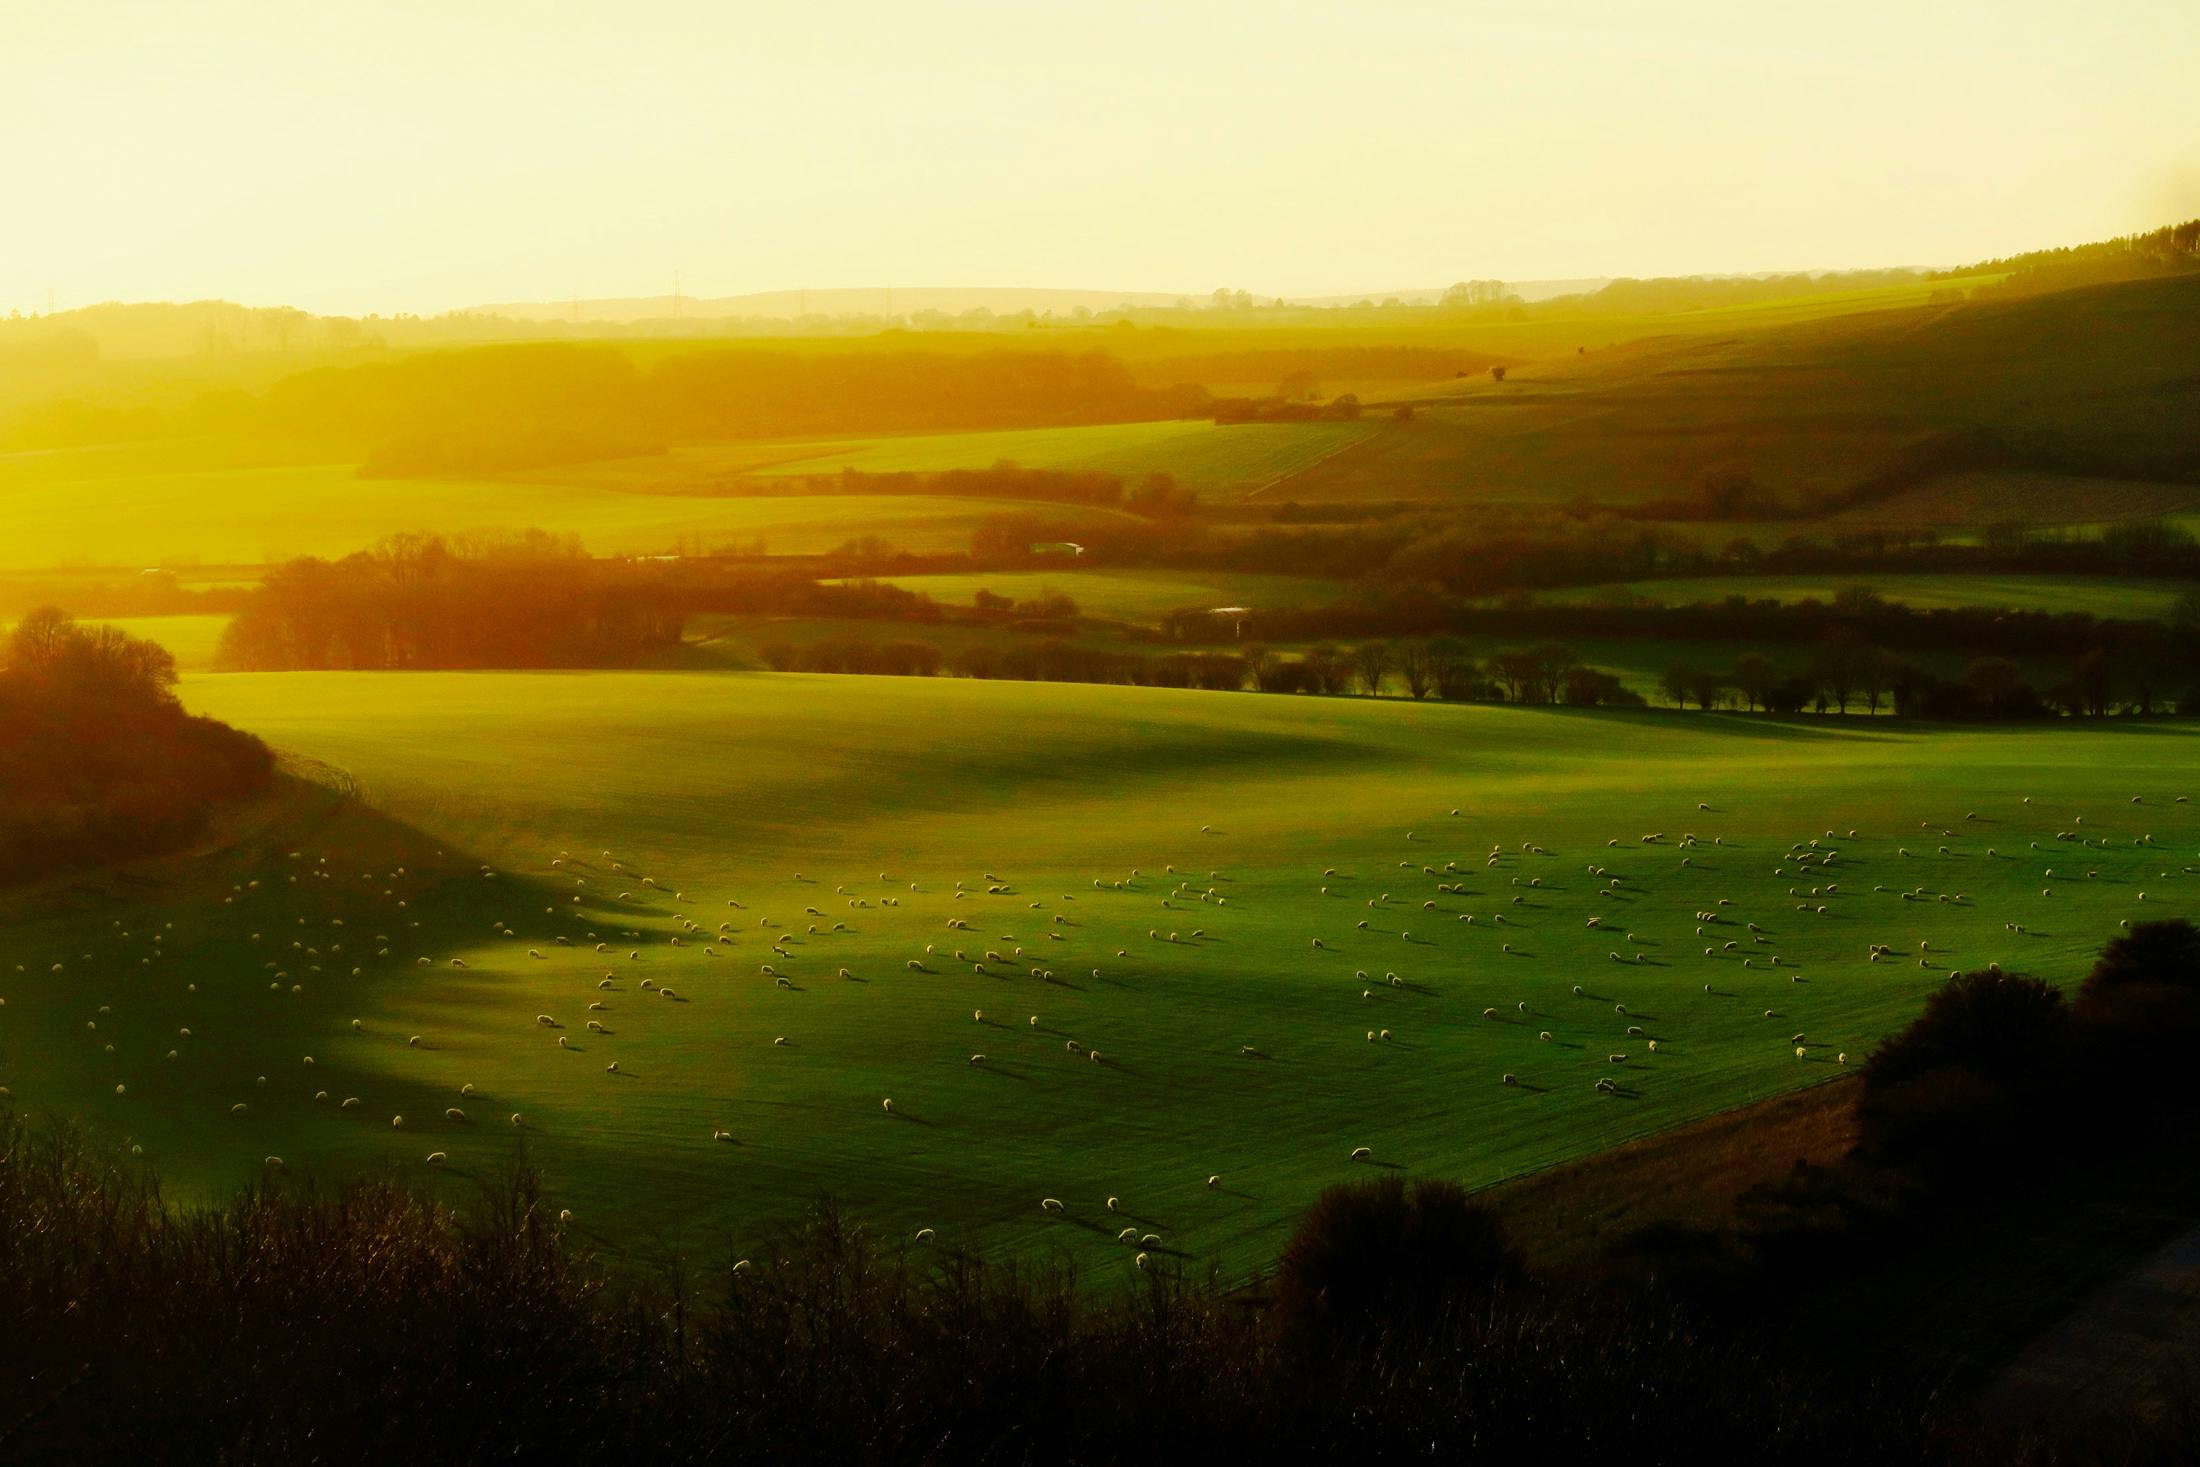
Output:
[{"xmin": 1276, "ymin": 274, "xmax": 2200, "ymax": 523}]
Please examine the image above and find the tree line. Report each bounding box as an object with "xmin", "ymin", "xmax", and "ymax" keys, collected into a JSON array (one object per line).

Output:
[
  {"xmin": 753, "ymin": 634, "xmax": 1645, "ymax": 706},
  {"xmin": 951, "ymin": 499, "xmax": 2200, "ymax": 603},
  {"xmin": 214, "ymin": 536, "xmax": 956, "ymax": 672},
  {"xmin": 1226, "ymin": 583, "xmax": 2193, "ymax": 667},
  {"xmin": 1656, "ymin": 639, "xmax": 2182, "ymax": 719}
]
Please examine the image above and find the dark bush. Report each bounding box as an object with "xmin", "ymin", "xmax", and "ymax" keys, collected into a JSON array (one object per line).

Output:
[
  {"xmin": 1858, "ymin": 971, "xmax": 2074, "ymax": 1170},
  {"xmin": 1273, "ymin": 1177, "xmax": 1521, "ymax": 1346},
  {"xmin": 2072, "ymin": 919, "xmax": 2200, "ymax": 1102}
]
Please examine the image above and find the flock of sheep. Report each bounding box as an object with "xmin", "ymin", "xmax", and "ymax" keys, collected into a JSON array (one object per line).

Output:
[{"xmin": 3, "ymin": 788, "xmax": 2188, "ymax": 1252}]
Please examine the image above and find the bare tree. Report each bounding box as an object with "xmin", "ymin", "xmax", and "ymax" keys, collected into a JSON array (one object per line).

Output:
[
  {"xmin": 1397, "ymin": 642, "xmax": 1433, "ymax": 699},
  {"xmin": 1731, "ymin": 653, "xmax": 1775, "ymax": 712},
  {"xmin": 1350, "ymin": 642, "xmax": 1394, "ymax": 696}
]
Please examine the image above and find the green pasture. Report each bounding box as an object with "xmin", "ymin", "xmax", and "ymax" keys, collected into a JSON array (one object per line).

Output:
[
  {"xmin": 0, "ymin": 460, "xmax": 1144, "ymax": 569},
  {"xmin": 839, "ymin": 570, "xmax": 1342, "ymax": 624},
  {"xmin": 730, "ymin": 419, "xmax": 1377, "ymax": 498},
  {"xmin": 3, "ymin": 671, "xmax": 2192, "ymax": 1279}
]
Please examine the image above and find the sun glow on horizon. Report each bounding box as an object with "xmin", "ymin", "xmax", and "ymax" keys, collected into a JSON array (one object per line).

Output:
[{"xmin": 4, "ymin": 0, "xmax": 2197, "ymax": 315}]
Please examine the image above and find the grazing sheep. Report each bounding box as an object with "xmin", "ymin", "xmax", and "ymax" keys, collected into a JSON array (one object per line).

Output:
[
  {"xmin": 1207, "ymin": 1176, "xmax": 1220, "ymax": 1188},
  {"xmin": 1350, "ymin": 1146, "xmax": 1373, "ymax": 1161},
  {"xmin": 1041, "ymin": 1198, "xmax": 1064, "ymax": 1212}
]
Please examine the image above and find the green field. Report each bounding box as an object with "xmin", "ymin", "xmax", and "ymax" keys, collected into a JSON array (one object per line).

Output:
[
  {"xmin": 0, "ymin": 460, "xmax": 1146, "ymax": 569},
  {"xmin": 3, "ymin": 670, "xmax": 2190, "ymax": 1277},
  {"xmin": 842, "ymin": 569, "xmax": 1342, "ymax": 623},
  {"xmin": 0, "ymin": 420, "xmax": 1368, "ymax": 571},
  {"xmin": 1539, "ymin": 574, "xmax": 2195, "ymax": 619},
  {"xmin": 731, "ymin": 419, "xmax": 1377, "ymax": 498}
]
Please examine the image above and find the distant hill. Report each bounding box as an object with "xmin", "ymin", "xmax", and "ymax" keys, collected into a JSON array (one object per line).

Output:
[
  {"xmin": 468, "ymin": 286, "xmax": 1198, "ymax": 323},
  {"xmin": 1280, "ymin": 272, "xmax": 2200, "ymax": 525},
  {"xmin": 471, "ymin": 280, "xmax": 1629, "ymax": 322}
]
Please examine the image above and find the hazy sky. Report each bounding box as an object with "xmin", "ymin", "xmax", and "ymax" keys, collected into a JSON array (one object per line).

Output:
[{"xmin": 8, "ymin": 0, "xmax": 2197, "ymax": 316}]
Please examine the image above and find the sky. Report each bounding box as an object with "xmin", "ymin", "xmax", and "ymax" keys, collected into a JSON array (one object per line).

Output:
[{"xmin": 6, "ymin": 0, "xmax": 2197, "ymax": 316}]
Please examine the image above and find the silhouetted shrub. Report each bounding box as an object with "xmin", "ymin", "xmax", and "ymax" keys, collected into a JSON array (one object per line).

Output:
[
  {"xmin": 1858, "ymin": 971, "xmax": 2074, "ymax": 1171},
  {"xmin": 1273, "ymin": 1177, "xmax": 1521, "ymax": 1346},
  {"xmin": 2073, "ymin": 919, "xmax": 2200, "ymax": 1104}
]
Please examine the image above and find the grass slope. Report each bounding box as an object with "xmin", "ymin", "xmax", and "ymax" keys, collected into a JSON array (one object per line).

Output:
[
  {"xmin": 839, "ymin": 570, "xmax": 1343, "ymax": 624},
  {"xmin": 0, "ymin": 460, "xmax": 1146, "ymax": 569},
  {"xmin": 731, "ymin": 419, "xmax": 1377, "ymax": 499},
  {"xmin": 3, "ymin": 673, "xmax": 2193, "ymax": 1278},
  {"xmin": 1287, "ymin": 276, "xmax": 2200, "ymax": 516}
]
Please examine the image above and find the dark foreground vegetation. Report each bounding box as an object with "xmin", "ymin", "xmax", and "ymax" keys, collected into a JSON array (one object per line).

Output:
[
  {"xmin": 0, "ymin": 611, "xmax": 271, "ymax": 885},
  {"xmin": 7, "ymin": 927, "xmax": 2200, "ymax": 1464}
]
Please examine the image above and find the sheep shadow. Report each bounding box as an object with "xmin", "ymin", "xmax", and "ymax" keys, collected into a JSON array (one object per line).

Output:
[
  {"xmin": 972, "ymin": 1065, "xmax": 1030, "ymax": 1083},
  {"xmin": 1060, "ymin": 1215, "xmax": 1123, "ymax": 1238},
  {"xmin": 885, "ymin": 1109, "xmax": 936, "ymax": 1127}
]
